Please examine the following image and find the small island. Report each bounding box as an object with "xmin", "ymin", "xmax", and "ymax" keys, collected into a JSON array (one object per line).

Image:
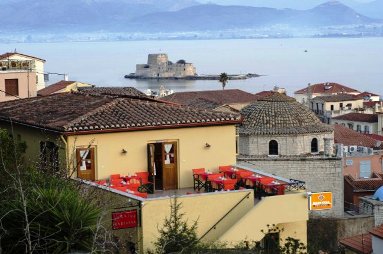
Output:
[{"xmin": 124, "ymin": 53, "xmax": 259, "ymax": 80}]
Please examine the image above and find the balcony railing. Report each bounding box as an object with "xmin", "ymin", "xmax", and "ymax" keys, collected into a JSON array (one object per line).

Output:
[{"xmin": 0, "ymin": 60, "xmax": 35, "ymax": 71}]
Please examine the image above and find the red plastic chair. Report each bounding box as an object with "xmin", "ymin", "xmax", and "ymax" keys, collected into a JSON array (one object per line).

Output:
[
  {"xmin": 95, "ymin": 180, "xmax": 107, "ymax": 186},
  {"xmin": 207, "ymin": 173, "xmax": 224, "ymax": 192},
  {"xmin": 135, "ymin": 171, "xmax": 154, "ymax": 194},
  {"xmin": 126, "ymin": 178, "xmax": 141, "ymax": 192},
  {"xmin": 110, "ymin": 178, "xmax": 124, "ymax": 187},
  {"xmin": 110, "ymin": 174, "xmax": 121, "ymax": 180},
  {"xmin": 192, "ymin": 168, "xmax": 206, "ymax": 191},
  {"xmin": 222, "ymin": 179, "xmax": 237, "ymax": 191}
]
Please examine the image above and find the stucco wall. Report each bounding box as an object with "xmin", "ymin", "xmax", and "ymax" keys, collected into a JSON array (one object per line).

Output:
[
  {"xmin": 67, "ymin": 125, "xmax": 237, "ymax": 187},
  {"xmin": 239, "ymin": 132, "xmax": 334, "ymax": 156},
  {"xmin": 0, "ymin": 71, "xmax": 37, "ymax": 101},
  {"xmin": 331, "ymin": 119, "xmax": 377, "ymax": 134},
  {"xmin": 343, "ymin": 154, "xmax": 383, "ymax": 178},
  {"xmin": 238, "ymin": 157, "xmax": 344, "ymax": 217}
]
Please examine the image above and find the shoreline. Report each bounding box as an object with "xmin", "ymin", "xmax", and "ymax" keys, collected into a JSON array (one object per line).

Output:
[{"xmin": 124, "ymin": 73, "xmax": 261, "ymax": 80}]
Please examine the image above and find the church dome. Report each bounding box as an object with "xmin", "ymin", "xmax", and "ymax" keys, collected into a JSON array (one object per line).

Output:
[{"xmin": 239, "ymin": 92, "xmax": 333, "ymax": 135}]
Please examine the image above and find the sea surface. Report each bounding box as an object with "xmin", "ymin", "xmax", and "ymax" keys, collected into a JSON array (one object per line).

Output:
[{"xmin": 1, "ymin": 37, "xmax": 383, "ymax": 96}]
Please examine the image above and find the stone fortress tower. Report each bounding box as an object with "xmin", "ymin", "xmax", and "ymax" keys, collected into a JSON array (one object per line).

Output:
[
  {"xmin": 135, "ymin": 54, "xmax": 196, "ymax": 78},
  {"xmin": 237, "ymin": 91, "xmax": 343, "ymax": 217}
]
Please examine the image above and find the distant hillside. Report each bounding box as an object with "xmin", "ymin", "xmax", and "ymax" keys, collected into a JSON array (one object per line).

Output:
[
  {"xmin": 0, "ymin": 0, "xmax": 380, "ymax": 34},
  {"xmin": 0, "ymin": 0, "xmax": 200, "ymax": 32},
  {"xmin": 129, "ymin": 1, "xmax": 379, "ymax": 32}
]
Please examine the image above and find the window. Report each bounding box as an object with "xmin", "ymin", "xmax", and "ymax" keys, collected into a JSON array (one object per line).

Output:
[
  {"xmin": 360, "ymin": 160, "xmax": 371, "ymax": 178},
  {"xmin": 348, "ymin": 123, "xmax": 353, "ymax": 129},
  {"xmin": 365, "ymin": 125, "xmax": 370, "ymax": 134},
  {"xmin": 311, "ymin": 138, "xmax": 318, "ymax": 153},
  {"xmin": 340, "ymin": 103, "xmax": 343, "ymax": 109},
  {"xmin": 269, "ymin": 140, "xmax": 278, "ymax": 155},
  {"xmin": 40, "ymin": 141, "xmax": 59, "ymax": 173},
  {"xmin": 330, "ymin": 105, "xmax": 334, "ymax": 110},
  {"xmin": 356, "ymin": 125, "xmax": 362, "ymax": 132},
  {"xmin": 5, "ymin": 79, "xmax": 19, "ymax": 96}
]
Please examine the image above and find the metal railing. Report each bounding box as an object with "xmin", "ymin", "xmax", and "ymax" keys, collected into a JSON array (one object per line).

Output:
[
  {"xmin": 199, "ymin": 191, "xmax": 251, "ymax": 241},
  {"xmin": 285, "ymin": 179, "xmax": 306, "ymax": 192}
]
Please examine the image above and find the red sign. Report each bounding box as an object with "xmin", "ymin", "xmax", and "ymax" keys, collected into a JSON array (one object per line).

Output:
[{"xmin": 112, "ymin": 210, "xmax": 138, "ymax": 230}]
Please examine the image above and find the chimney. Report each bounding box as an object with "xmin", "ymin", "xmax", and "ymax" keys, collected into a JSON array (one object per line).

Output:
[{"xmin": 324, "ymin": 138, "xmax": 333, "ymax": 156}]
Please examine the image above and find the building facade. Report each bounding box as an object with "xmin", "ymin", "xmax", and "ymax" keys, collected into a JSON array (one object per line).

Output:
[
  {"xmin": 332, "ymin": 113, "xmax": 379, "ymax": 134},
  {"xmin": 237, "ymin": 92, "xmax": 343, "ymax": 217},
  {"xmin": 0, "ymin": 52, "xmax": 46, "ymax": 91}
]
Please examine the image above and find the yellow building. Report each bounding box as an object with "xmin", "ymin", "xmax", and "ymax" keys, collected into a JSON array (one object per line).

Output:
[
  {"xmin": 0, "ymin": 91, "xmax": 309, "ymax": 252},
  {"xmin": 37, "ymin": 80, "xmax": 94, "ymax": 96}
]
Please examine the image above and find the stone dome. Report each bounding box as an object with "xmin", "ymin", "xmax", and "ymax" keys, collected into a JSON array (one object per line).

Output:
[{"xmin": 239, "ymin": 92, "xmax": 333, "ymax": 135}]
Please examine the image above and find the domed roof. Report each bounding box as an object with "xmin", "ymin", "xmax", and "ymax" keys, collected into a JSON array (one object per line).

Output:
[
  {"xmin": 373, "ymin": 186, "xmax": 383, "ymax": 201},
  {"xmin": 239, "ymin": 92, "xmax": 333, "ymax": 135}
]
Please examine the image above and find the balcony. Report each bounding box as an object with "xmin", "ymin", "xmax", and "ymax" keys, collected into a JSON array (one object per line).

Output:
[{"xmin": 0, "ymin": 60, "xmax": 35, "ymax": 72}]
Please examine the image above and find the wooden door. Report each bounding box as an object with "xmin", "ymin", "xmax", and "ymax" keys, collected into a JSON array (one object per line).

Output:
[
  {"xmin": 147, "ymin": 143, "xmax": 156, "ymax": 190},
  {"xmin": 76, "ymin": 147, "xmax": 95, "ymax": 181},
  {"xmin": 162, "ymin": 142, "xmax": 177, "ymax": 190}
]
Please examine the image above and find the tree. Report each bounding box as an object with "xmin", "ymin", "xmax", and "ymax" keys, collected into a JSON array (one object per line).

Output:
[
  {"xmin": 154, "ymin": 197, "xmax": 198, "ymax": 254},
  {"xmin": 219, "ymin": 73, "xmax": 229, "ymax": 90},
  {"xmin": 0, "ymin": 128, "xmax": 102, "ymax": 253}
]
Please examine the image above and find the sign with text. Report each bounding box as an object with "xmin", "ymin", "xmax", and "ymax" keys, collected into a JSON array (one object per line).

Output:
[
  {"xmin": 309, "ymin": 192, "xmax": 333, "ymax": 211},
  {"xmin": 112, "ymin": 210, "xmax": 138, "ymax": 230}
]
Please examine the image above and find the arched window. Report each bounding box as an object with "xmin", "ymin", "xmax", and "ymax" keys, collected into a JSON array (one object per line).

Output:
[
  {"xmin": 269, "ymin": 140, "xmax": 278, "ymax": 155},
  {"xmin": 311, "ymin": 138, "xmax": 318, "ymax": 153}
]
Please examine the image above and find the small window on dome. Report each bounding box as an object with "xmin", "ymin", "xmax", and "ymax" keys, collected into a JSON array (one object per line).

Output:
[
  {"xmin": 269, "ymin": 140, "xmax": 278, "ymax": 155},
  {"xmin": 311, "ymin": 138, "xmax": 318, "ymax": 153}
]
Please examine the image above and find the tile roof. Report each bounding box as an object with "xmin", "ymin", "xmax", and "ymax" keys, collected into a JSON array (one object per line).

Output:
[
  {"xmin": 0, "ymin": 52, "xmax": 46, "ymax": 62},
  {"xmin": 369, "ymin": 225, "xmax": 383, "ymax": 240},
  {"xmin": 355, "ymin": 91, "xmax": 380, "ymax": 99},
  {"xmin": 332, "ymin": 113, "xmax": 378, "ymax": 123},
  {"xmin": 294, "ymin": 82, "xmax": 360, "ymax": 95},
  {"xmin": 161, "ymin": 89, "xmax": 259, "ymax": 109},
  {"xmin": 239, "ymin": 92, "xmax": 333, "ymax": 135},
  {"xmin": 254, "ymin": 91, "xmax": 276, "ymax": 97},
  {"xmin": 339, "ymin": 233, "xmax": 372, "ymax": 254},
  {"xmin": 334, "ymin": 124, "xmax": 380, "ymax": 148},
  {"xmin": 365, "ymin": 134, "xmax": 383, "ymax": 142},
  {"xmin": 78, "ymin": 87, "xmax": 149, "ymax": 99},
  {"xmin": 363, "ymin": 101, "xmax": 381, "ymax": 108},
  {"xmin": 313, "ymin": 94, "xmax": 360, "ymax": 102},
  {"xmin": 37, "ymin": 81, "xmax": 77, "ymax": 96},
  {"xmin": 0, "ymin": 93, "xmax": 241, "ymax": 133},
  {"xmin": 344, "ymin": 175, "xmax": 383, "ymax": 192}
]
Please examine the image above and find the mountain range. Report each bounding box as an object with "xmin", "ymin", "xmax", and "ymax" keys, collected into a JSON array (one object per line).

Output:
[{"xmin": 0, "ymin": 0, "xmax": 381, "ymax": 34}]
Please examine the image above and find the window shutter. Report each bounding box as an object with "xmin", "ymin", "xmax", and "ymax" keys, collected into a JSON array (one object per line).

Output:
[{"xmin": 5, "ymin": 79, "xmax": 19, "ymax": 96}]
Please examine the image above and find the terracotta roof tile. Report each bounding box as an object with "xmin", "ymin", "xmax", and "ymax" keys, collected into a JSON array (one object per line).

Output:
[
  {"xmin": 345, "ymin": 175, "xmax": 383, "ymax": 192},
  {"xmin": 355, "ymin": 91, "xmax": 380, "ymax": 99},
  {"xmin": 295, "ymin": 82, "xmax": 360, "ymax": 95},
  {"xmin": 0, "ymin": 93, "xmax": 241, "ymax": 133},
  {"xmin": 365, "ymin": 134, "xmax": 383, "ymax": 142},
  {"xmin": 78, "ymin": 87, "xmax": 148, "ymax": 98},
  {"xmin": 369, "ymin": 225, "xmax": 383, "ymax": 239},
  {"xmin": 339, "ymin": 233, "xmax": 372, "ymax": 254},
  {"xmin": 239, "ymin": 92, "xmax": 332, "ymax": 135},
  {"xmin": 37, "ymin": 81, "xmax": 77, "ymax": 96},
  {"xmin": 314, "ymin": 94, "xmax": 360, "ymax": 102},
  {"xmin": 364, "ymin": 101, "xmax": 381, "ymax": 108},
  {"xmin": 333, "ymin": 113, "xmax": 378, "ymax": 123},
  {"xmin": 334, "ymin": 124, "xmax": 380, "ymax": 148},
  {"xmin": 162, "ymin": 89, "xmax": 259, "ymax": 109},
  {"xmin": 0, "ymin": 52, "xmax": 46, "ymax": 62}
]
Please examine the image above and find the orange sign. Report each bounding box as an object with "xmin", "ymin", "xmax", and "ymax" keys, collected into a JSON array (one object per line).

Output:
[{"xmin": 309, "ymin": 192, "xmax": 332, "ymax": 211}]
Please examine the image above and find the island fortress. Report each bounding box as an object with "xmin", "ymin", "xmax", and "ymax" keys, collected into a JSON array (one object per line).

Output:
[{"xmin": 135, "ymin": 54, "xmax": 196, "ymax": 78}]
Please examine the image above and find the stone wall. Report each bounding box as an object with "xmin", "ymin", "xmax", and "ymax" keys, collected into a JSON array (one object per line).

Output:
[
  {"xmin": 135, "ymin": 54, "xmax": 196, "ymax": 78},
  {"xmin": 359, "ymin": 196, "xmax": 383, "ymax": 226},
  {"xmin": 238, "ymin": 157, "xmax": 343, "ymax": 217},
  {"xmin": 239, "ymin": 132, "xmax": 334, "ymax": 157}
]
